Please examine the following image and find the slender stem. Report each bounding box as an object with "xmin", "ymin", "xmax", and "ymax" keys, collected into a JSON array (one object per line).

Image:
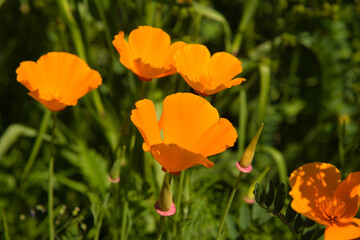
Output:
[
  {"xmin": 121, "ymin": 201, "xmax": 128, "ymax": 240},
  {"xmin": 216, "ymin": 172, "xmax": 244, "ymax": 240},
  {"xmin": 263, "ymin": 206, "xmax": 298, "ymax": 239},
  {"xmin": 48, "ymin": 112, "xmax": 57, "ymax": 240},
  {"xmin": 173, "ymin": 170, "xmax": 185, "ymax": 235},
  {"xmin": 156, "ymin": 216, "xmax": 166, "ymax": 240},
  {"xmin": 1, "ymin": 210, "xmax": 10, "ymax": 240},
  {"xmin": 22, "ymin": 110, "xmax": 51, "ymax": 179}
]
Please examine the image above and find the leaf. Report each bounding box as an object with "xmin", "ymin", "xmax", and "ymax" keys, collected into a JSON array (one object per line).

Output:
[
  {"xmin": 253, "ymin": 182, "xmax": 264, "ymax": 205},
  {"xmin": 78, "ymin": 142, "xmax": 110, "ymax": 197},
  {"xmin": 239, "ymin": 203, "xmax": 251, "ymax": 230},
  {"xmin": 294, "ymin": 214, "xmax": 305, "ymax": 233},
  {"xmin": 264, "ymin": 180, "xmax": 275, "ymax": 207},
  {"xmin": 274, "ymin": 183, "xmax": 285, "ymax": 213},
  {"xmin": 285, "ymin": 202, "xmax": 297, "ymax": 223},
  {"xmin": 0, "ymin": 124, "xmax": 38, "ymax": 160}
]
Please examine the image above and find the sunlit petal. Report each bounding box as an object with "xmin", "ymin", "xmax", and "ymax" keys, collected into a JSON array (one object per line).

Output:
[{"xmin": 325, "ymin": 218, "xmax": 360, "ymax": 240}]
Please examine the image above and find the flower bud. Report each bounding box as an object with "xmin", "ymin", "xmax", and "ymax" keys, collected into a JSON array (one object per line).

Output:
[
  {"xmin": 158, "ymin": 173, "xmax": 173, "ymax": 211},
  {"xmin": 239, "ymin": 123, "xmax": 264, "ymax": 169}
]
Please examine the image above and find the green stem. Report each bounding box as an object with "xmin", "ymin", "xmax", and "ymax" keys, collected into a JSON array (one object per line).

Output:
[
  {"xmin": 238, "ymin": 88, "xmax": 247, "ymax": 158},
  {"xmin": 216, "ymin": 172, "xmax": 244, "ymax": 240},
  {"xmin": 1, "ymin": 210, "xmax": 10, "ymax": 240},
  {"xmin": 121, "ymin": 201, "xmax": 128, "ymax": 240},
  {"xmin": 156, "ymin": 216, "xmax": 166, "ymax": 240},
  {"xmin": 48, "ymin": 112, "xmax": 57, "ymax": 240},
  {"xmin": 22, "ymin": 110, "xmax": 51, "ymax": 179},
  {"xmin": 258, "ymin": 62, "xmax": 271, "ymax": 125},
  {"xmin": 173, "ymin": 170, "xmax": 185, "ymax": 236},
  {"xmin": 262, "ymin": 205, "xmax": 298, "ymax": 239}
]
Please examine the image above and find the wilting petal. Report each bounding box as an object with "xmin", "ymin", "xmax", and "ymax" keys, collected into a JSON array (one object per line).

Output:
[
  {"xmin": 149, "ymin": 143, "xmax": 214, "ymax": 173},
  {"xmin": 334, "ymin": 172, "xmax": 360, "ymax": 219},
  {"xmin": 16, "ymin": 52, "xmax": 102, "ymax": 111},
  {"xmin": 193, "ymin": 118, "xmax": 238, "ymax": 157},
  {"xmin": 130, "ymin": 99, "xmax": 162, "ymax": 151},
  {"xmin": 289, "ymin": 162, "xmax": 341, "ymax": 225},
  {"xmin": 112, "ymin": 31, "xmax": 137, "ymax": 74},
  {"xmin": 325, "ymin": 218, "xmax": 360, "ymax": 240},
  {"xmin": 159, "ymin": 93, "xmax": 219, "ymax": 151}
]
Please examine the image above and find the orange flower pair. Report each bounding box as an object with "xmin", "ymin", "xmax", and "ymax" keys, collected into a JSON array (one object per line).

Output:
[
  {"xmin": 289, "ymin": 162, "xmax": 360, "ymax": 240},
  {"xmin": 16, "ymin": 52, "xmax": 102, "ymax": 111},
  {"xmin": 113, "ymin": 26, "xmax": 245, "ymax": 95},
  {"xmin": 130, "ymin": 93, "xmax": 238, "ymax": 173}
]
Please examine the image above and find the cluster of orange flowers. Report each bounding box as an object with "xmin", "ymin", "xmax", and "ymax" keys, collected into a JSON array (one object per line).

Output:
[{"xmin": 16, "ymin": 26, "xmax": 360, "ymax": 238}]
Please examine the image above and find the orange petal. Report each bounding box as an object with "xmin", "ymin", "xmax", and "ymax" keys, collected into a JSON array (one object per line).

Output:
[
  {"xmin": 325, "ymin": 218, "xmax": 360, "ymax": 240},
  {"xmin": 112, "ymin": 31, "xmax": 137, "ymax": 75},
  {"xmin": 149, "ymin": 143, "xmax": 214, "ymax": 172},
  {"xmin": 334, "ymin": 172, "xmax": 360, "ymax": 219},
  {"xmin": 174, "ymin": 44, "xmax": 211, "ymax": 93},
  {"xmin": 16, "ymin": 52, "xmax": 102, "ymax": 110},
  {"xmin": 132, "ymin": 58, "xmax": 170, "ymax": 79},
  {"xmin": 289, "ymin": 162, "xmax": 341, "ymax": 225},
  {"xmin": 130, "ymin": 99, "xmax": 162, "ymax": 151},
  {"xmin": 203, "ymin": 77, "xmax": 246, "ymax": 95},
  {"xmin": 193, "ymin": 118, "xmax": 238, "ymax": 157},
  {"xmin": 158, "ymin": 93, "xmax": 220, "ymax": 152},
  {"xmin": 128, "ymin": 26, "xmax": 171, "ymax": 68},
  {"xmin": 206, "ymin": 52, "xmax": 244, "ymax": 89}
]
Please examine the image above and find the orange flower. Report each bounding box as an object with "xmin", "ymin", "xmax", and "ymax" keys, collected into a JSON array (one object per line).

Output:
[
  {"xmin": 174, "ymin": 44, "xmax": 246, "ymax": 96},
  {"xmin": 112, "ymin": 26, "xmax": 187, "ymax": 81},
  {"xmin": 289, "ymin": 162, "xmax": 360, "ymax": 240},
  {"xmin": 130, "ymin": 92, "xmax": 238, "ymax": 173},
  {"xmin": 16, "ymin": 52, "xmax": 102, "ymax": 111}
]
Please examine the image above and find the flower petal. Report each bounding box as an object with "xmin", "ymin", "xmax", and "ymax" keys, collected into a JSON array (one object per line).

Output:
[
  {"xmin": 159, "ymin": 93, "xmax": 220, "ymax": 152},
  {"xmin": 193, "ymin": 118, "xmax": 238, "ymax": 157},
  {"xmin": 203, "ymin": 77, "xmax": 246, "ymax": 96},
  {"xmin": 325, "ymin": 218, "xmax": 360, "ymax": 240},
  {"xmin": 289, "ymin": 162, "xmax": 341, "ymax": 225},
  {"xmin": 130, "ymin": 99, "xmax": 163, "ymax": 151},
  {"xmin": 149, "ymin": 143, "xmax": 214, "ymax": 173},
  {"xmin": 334, "ymin": 172, "xmax": 360, "ymax": 219},
  {"xmin": 206, "ymin": 52, "xmax": 244, "ymax": 89},
  {"xmin": 16, "ymin": 52, "xmax": 102, "ymax": 111},
  {"xmin": 112, "ymin": 31, "xmax": 137, "ymax": 74},
  {"xmin": 174, "ymin": 44, "xmax": 211, "ymax": 93},
  {"xmin": 129, "ymin": 26, "xmax": 171, "ymax": 68}
]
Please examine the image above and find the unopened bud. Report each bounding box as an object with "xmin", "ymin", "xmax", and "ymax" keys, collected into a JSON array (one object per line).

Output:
[
  {"xmin": 239, "ymin": 123, "xmax": 264, "ymax": 169},
  {"xmin": 158, "ymin": 173, "xmax": 173, "ymax": 211}
]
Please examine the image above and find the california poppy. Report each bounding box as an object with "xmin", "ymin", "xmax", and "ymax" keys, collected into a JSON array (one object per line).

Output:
[
  {"xmin": 130, "ymin": 92, "xmax": 238, "ymax": 173},
  {"xmin": 174, "ymin": 44, "xmax": 246, "ymax": 96},
  {"xmin": 289, "ymin": 162, "xmax": 360, "ymax": 240},
  {"xmin": 16, "ymin": 52, "xmax": 102, "ymax": 111},
  {"xmin": 112, "ymin": 26, "xmax": 187, "ymax": 81}
]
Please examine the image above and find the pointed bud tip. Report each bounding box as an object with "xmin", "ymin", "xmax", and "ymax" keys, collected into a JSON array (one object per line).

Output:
[{"xmin": 238, "ymin": 124, "xmax": 264, "ymax": 168}]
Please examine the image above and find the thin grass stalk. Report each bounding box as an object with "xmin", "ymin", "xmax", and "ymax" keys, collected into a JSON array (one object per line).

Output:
[
  {"xmin": 121, "ymin": 201, "xmax": 128, "ymax": 240},
  {"xmin": 231, "ymin": 0, "xmax": 259, "ymax": 54},
  {"xmin": 258, "ymin": 62, "xmax": 271, "ymax": 125},
  {"xmin": 258, "ymin": 146, "xmax": 288, "ymax": 187},
  {"xmin": 48, "ymin": 112, "xmax": 57, "ymax": 240},
  {"xmin": 1, "ymin": 210, "xmax": 10, "ymax": 240},
  {"xmin": 22, "ymin": 110, "xmax": 51, "ymax": 179},
  {"xmin": 216, "ymin": 172, "xmax": 244, "ymax": 240},
  {"xmin": 238, "ymin": 88, "xmax": 247, "ymax": 158}
]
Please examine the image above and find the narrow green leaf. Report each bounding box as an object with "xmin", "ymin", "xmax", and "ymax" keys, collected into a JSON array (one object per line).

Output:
[
  {"xmin": 264, "ymin": 180, "xmax": 275, "ymax": 207},
  {"xmin": 294, "ymin": 214, "xmax": 305, "ymax": 233},
  {"xmin": 239, "ymin": 204, "xmax": 251, "ymax": 230},
  {"xmin": 253, "ymin": 182, "xmax": 264, "ymax": 205},
  {"xmin": 285, "ymin": 202, "xmax": 297, "ymax": 223},
  {"xmin": 311, "ymin": 227, "xmax": 325, "ymax": 240},
  {"xmin": 274, "ymin": 183, "xmax": 285, "ymax": 213}
]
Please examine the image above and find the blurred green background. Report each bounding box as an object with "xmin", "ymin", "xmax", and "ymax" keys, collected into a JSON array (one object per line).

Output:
[{"xmin": 0, "ymin": 0, "xmax": 360, "ymax": 239}]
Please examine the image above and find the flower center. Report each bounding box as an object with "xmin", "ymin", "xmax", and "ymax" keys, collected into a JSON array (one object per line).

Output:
[{"xmin": 319, "ymin": 198, "xmax": 346, "ymax": 223}]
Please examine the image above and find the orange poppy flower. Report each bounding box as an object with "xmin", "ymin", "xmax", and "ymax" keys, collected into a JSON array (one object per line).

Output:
[
  {"xmin": 289, "ymin": 162, "xmax": 360, "ymax": 240},
  {"xmin": 112, "ymin": 26, "xmax": 187, "ymax": 81},
  {"xmin": 174, "ymin": 44, "xmax": 246, "ymax": 96},
  {"xmin": 130, "ymin": 92, "xmax": 238, "ymax": 173},
  {"xmin": 16, "ymin": 52, "xmax": 102, "ymax": 111}
]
